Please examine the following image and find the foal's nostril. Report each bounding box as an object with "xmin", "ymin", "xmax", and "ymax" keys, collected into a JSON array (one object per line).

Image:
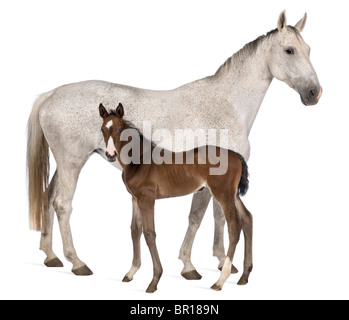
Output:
[
  {"xmin": 106, "ymin": 151, "xmax": 117, "ymax": 160},
  {"xmin": 309, "ymin": 89, "xmax": 315, "ymax": 97}
]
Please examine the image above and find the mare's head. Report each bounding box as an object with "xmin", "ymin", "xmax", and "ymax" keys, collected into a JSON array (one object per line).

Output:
[
  {"xmin": 268, "ymin": 11, "xmax": 322, "ymax": 105},
  {"xmin": 99, "ymin": 103, "xmax": 125, "ymax": 162}
]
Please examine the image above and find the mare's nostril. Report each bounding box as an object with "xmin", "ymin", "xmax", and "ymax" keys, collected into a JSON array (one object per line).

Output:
[{"xmin": 310, "ymin": 89, "xmax": 315, "ymax": 97}]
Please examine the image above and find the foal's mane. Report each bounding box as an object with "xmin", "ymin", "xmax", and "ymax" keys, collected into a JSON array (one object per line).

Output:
[
  {"xmin": 108, "ymin": 109, "xmax": 156, "ymax": 149},
  {"xmin": 214, "ymin": 26, "xmax": 299, "ymax": 75}
]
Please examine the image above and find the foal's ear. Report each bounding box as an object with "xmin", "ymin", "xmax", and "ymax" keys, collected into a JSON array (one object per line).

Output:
[
  {"xmin": 115, "ymin": 103, "xmax": 124, "ymax": 118},
  {"xmin": 277, "ymin": 10, "xmax": 287, "ymax": 33},
  {"xmin": 294, "ymin": 12, "xmax": 307, "ymax": 33},
  {"xmin": 99, "ymin": 103, "xmax": 109, "ymax": 119}
]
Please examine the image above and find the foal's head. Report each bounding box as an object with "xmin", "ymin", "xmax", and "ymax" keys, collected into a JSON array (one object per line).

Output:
[{"xmin": 99, "ymin": 103, "xmax": 125, "ymax": 162}]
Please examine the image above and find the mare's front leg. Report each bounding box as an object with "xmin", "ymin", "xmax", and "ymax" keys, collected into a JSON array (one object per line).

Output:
[
  {"xmin": 123, "ymin": 197, "xmax": 143, "ymax": 282},
  {"xmin": 137, "ymin": 195, "xmax": 163, "ymax": 293},
  {"xmin": 179, "ymin": 187, "xmax": 211, "ymax": 280}
]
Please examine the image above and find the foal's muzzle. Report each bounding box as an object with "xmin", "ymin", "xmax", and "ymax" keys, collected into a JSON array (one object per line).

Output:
[{"xmin": 106, "ymin": 151, "xmax": 117, "ymax": 162}]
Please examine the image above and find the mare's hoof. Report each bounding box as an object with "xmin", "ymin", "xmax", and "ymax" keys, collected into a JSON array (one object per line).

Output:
[
  {"xmin": 211, "ymin": 283, "xmax": 222, "ymax": 291},
  {"xmin": 181, "ymin": 270, "xmax": 202, "ymax": 280},
  {"xmin": 122, "ymin": 276, "xmax": 133, "ymax": 283},
  {"xmin": 146, "ymin": 285, "xmax": 158, "ymax": 294},
  {"xmin": 72, "ymin": 265, "xmax": 93, "ymax": 276},
  {"xmin": 218, "ymin": 264, "xmax": 238, "ymax": 274},
  {"xmin": 237, "ymin": 277, "xmax": 248, "ymax": 286},
  {"xmin": 45, "ymin": 257, "xmax": 64, "ymax": 268}
]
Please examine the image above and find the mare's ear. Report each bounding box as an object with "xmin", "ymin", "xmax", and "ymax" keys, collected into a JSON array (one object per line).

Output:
[
  {"xmin": 99, "ymin": 103, "xmax": 109, "ymax": 119},
  {"xmin": 294, "ymin": 12, "xmax": 307, "ymax": 32},
  {"xmin": 115, "ymin": 103, "xmax": 124, "ymax": 118},
  {"xmin": 277, "ymin": 10, "xmax": 287, "ymax": 33}
]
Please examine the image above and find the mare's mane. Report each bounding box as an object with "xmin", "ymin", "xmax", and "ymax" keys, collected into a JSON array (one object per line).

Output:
[{"xmin": 215, "ymin": 26, "xmax": 300, "ymax": 75}]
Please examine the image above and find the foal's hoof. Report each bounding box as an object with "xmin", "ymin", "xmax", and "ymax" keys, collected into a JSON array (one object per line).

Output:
[
  {"xmin": 211, "ymin": 283, "xmax": 222, "ymax": 291},
  {"xmin": 218, "ymin": 264, "xmax": 238, "ymax": 274},
  {"xmin": 122, "ymin": 275, "xmax": 133, "ymax": 283},
  {"xmin": 45, "ymin": 257, "xmax": 64, "ymax": 268},
  {"xmin": 181, "ymin": 270, "xmax": 202, "ymax": 280},
  {"xmin": 146, "ymin": 285, "xmax": 158, "ymax": 294},
  {"xmin": 72, "ymin": 265, "xmax": 93, "ymax": 276},
  {"xmin": 237, "ymin": 277, "xmax": 248, "ymax": 286}
]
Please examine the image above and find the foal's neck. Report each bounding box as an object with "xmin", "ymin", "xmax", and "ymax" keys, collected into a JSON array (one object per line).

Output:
[{"xmin": 117, "ymin": 121, "xmax": 155, "ymax": 169}]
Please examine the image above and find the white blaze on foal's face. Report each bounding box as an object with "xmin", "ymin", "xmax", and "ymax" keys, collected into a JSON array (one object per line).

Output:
[
  {"xmin": 106, "ymin": 133, "xmax": 117, "ymax": 156},
  {"xmin": 105, "ymin": 120, "xmax": 117, "ymax": 155},
  {"xmin": 101, "ymin": 117, "xmax": 119, "ymax": 161}
]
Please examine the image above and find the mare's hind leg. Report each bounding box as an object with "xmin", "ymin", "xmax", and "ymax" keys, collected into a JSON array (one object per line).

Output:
[
  {"xmin": 213, "ymin": 198, "xmax": 239, "ymax": 274},
  {"xmin": 40, "ymin": 171, "xmax": 64, "ymax": 268},
  {"xmin": 123, "ymin": 198, "xmax": 143, "ymax": 282},
  {"xmin": 179, "ymin": 187, "xmax": 211, "ymax": 280},
  {"xmin": 53, "ymin": 160, "xmax": 92, "ymax": 276},
  {"xmin": 236, "ymin": 198, "xmax": 253, "ymax": 285}
]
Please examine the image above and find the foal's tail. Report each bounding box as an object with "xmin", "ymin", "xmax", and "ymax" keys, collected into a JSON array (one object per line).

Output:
[
  {"xmin": 27, "ymin": 91, "xmax": 53, "ymax": 231},
  {"xmin": 236, "ymin": 153, "xmax": 249, "ymax": 197}
]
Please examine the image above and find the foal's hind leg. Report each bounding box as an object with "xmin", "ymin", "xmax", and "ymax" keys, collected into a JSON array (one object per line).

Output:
[
  {"xmin": 53, "ymin": 161, "xmax": 92, "ymax": 276},
  {"xmin": 236, "ymin": 198, "xmax": 253, "ymax": 285},
  {"xmin": 211, "ymin": 195, "xmax": 241, "ymax": 291},
  {"xmin": 40, "ymin": 171, "xmax": 64, "ymax": 268},
  {"xmin": 213, "ymin": 198, "xmax": 239, "ymax": 274},
  {"xmin": 123, "ymin": 198, "xmax": 142, "ymax": 282},
  {"xmin": 179, "ymin": 187, "xmax": 211, "ymax": 280}
]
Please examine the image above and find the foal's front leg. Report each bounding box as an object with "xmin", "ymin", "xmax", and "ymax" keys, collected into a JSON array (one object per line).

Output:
[
  {"xmin": 137, "ymin": 196, "xmax": 163, "ymax": 293},
  {"xmin": 123, "ymin": 198, "xmax": 143, "ymax": 282}
]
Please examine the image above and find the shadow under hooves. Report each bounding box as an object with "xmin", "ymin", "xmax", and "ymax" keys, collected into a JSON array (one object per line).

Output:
[{"xmin": 181, "ymin": 270, "xmax": 203, "ymax": 280}]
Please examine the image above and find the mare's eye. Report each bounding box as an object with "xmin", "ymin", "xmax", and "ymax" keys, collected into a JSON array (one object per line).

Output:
[
  {"xmin": 285, "ymin": 48, "xmax": 294, "ymax": 55},
  {"xmin": 119, "ymin": 128, "xmax": 123, "ymax": 133}
]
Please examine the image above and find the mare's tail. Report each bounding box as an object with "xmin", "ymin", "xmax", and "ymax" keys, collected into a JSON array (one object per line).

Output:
[
  {"xmin": 236, "ymin": 153, "xmax": 249, "ymax": 197},
  {"xmin": 27, "ymin": 91, "xmax": 53, "ymax": 231}
]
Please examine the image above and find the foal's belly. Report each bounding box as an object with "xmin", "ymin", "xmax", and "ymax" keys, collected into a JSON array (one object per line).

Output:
[{"xmin": 154, "ymin": 167, "xmax": 206, "ymax": 199}]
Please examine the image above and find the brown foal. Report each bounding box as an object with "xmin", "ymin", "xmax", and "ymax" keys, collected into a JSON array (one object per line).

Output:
[{"xmin": 99, "ymin": 103, "xmax": 253, "ymax": 293}]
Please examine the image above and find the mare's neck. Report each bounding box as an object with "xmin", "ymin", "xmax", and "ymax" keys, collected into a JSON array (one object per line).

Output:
[{"xmin": 212, "ymin": 35, "xmax": 274, "ymax": 136}]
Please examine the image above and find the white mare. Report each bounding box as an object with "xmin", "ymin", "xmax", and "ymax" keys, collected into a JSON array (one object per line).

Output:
[{"xmin": 27, "ymin": 11, "xmax": 321, "ymax": 279}]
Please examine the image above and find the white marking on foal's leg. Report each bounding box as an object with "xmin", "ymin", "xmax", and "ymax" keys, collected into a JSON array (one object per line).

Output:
[
  {"xmin": 211, "ymin": 257, "xmax": 232, "ymax": 291},
  {"xmin": 123, "ymin": 265, "xmax": 140, "ymax": 282},
  {"xmin": 106, "ymin": 120, "xmax": 113, "ymax": 129}
]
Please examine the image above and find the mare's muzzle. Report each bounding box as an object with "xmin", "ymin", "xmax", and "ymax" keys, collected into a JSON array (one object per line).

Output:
[{"xmin": 300, "ymin": 86, "xmax": 322, "ymax": 106}]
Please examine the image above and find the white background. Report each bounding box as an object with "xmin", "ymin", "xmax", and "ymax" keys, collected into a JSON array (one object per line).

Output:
[{"xmin": 1, "ymin": 0, "xmax": 348, "ymax": 300}]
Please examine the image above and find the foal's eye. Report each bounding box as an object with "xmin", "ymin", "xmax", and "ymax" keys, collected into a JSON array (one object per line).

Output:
[
  {"xmin": 119, "ymin": 128, "xmax": 123, "ymax": 133},
  {"xmin": 285, "ymin": 48, "xmax": 294, "ymax": 55}
]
